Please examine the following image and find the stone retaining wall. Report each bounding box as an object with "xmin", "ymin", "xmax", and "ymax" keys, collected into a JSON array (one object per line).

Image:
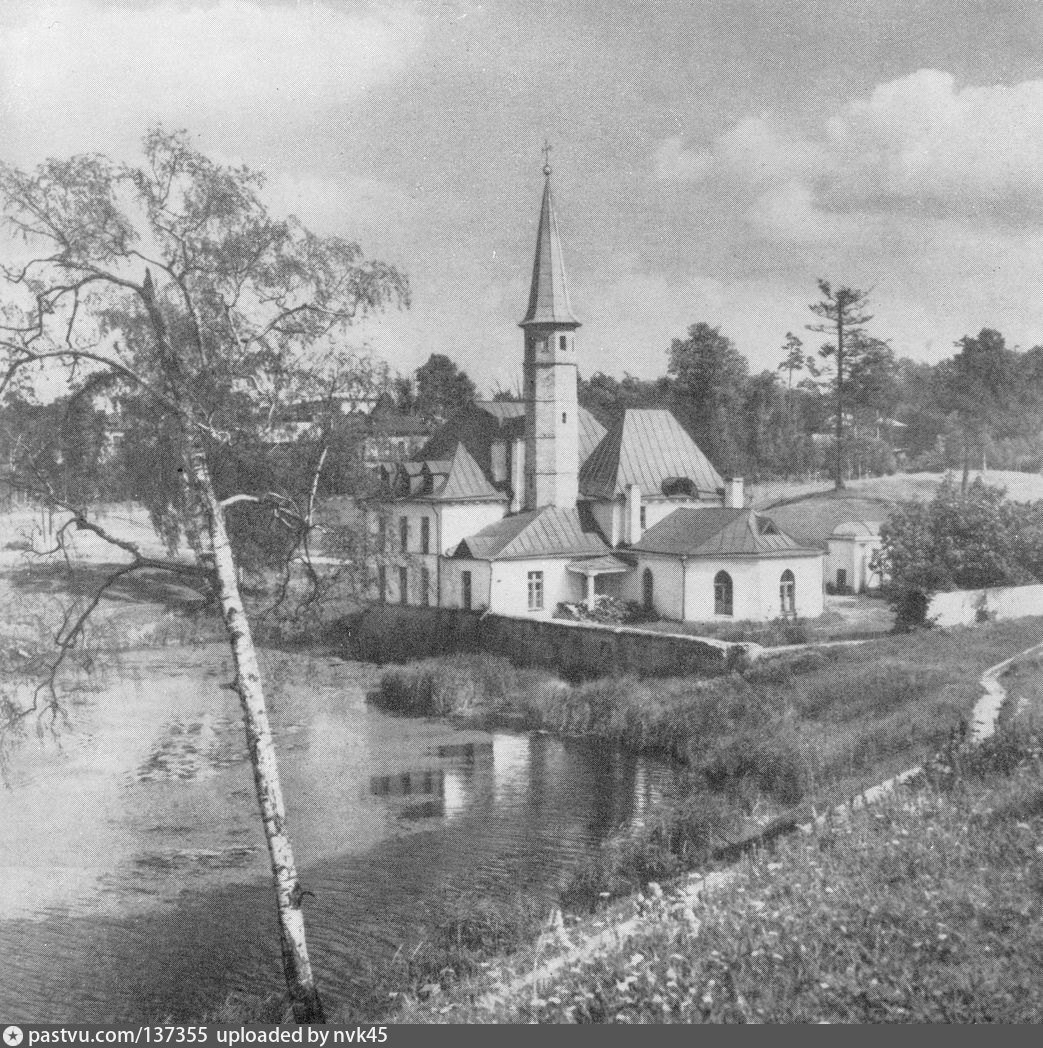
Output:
[{"xmin": 342, "ymin": 605, "xmax": 742, "ymax": 678}]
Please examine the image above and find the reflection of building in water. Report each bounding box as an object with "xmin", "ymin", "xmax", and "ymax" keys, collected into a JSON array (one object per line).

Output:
[
  {"xmin": 493, "ymin": 734, "xmax": 531, "ymax": 805},
  {"xmin": 369, "ymin": 769, "xmax": 444, "ymax": 797},
  {"xmin": 442, "ymin": 769, "xmax": 467, "ymax": 819}
]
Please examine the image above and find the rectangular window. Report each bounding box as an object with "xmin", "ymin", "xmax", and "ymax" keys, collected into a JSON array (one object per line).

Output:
[
  {"xmin": 559, "ymin": 335, "xmax": 567, "ymax": 352},
  {"xmin": 377, "ymin": 565, "xmax": 387, "ymax": 604},
  {"xmin": 399, "ymin": 516, "xmax": 408, "ymax": 552},
  {"xmin": 399, "ymin": 566, "xmax": 408, "ymax": 605},
  {"xmin": 639, "ymin": 506, "xmax": 647, "ymax": 529},
  {"xmin": 420, "ymin": 566, "xmax": 430, "ymax": 606},
  {"xmin": 420, "ymin": 516, "xmax": 430, "ymax": 554},
  {"xmin": 527, "ymin": 571, "xmax": 544, "ymax": 611},
  {"xmin": 461, "ymin": 570, "xmax": 472, "ymax": 610}
]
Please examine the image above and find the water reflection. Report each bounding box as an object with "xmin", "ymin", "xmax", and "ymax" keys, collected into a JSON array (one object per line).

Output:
[{"xmin": 0, "ymin": 646, "xmax": 682, "ymax": 1023}]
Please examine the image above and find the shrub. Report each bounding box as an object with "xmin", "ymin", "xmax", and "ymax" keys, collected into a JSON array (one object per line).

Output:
[
  {"xmin": 373, "ymin": 654, "xmax": 518, "ymax": 716},
  {"xmin": 560, "ymin": 791, "xmax": 732, "ymax": 912}
]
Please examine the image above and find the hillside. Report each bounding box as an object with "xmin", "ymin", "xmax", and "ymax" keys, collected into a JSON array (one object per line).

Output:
[{"xmin": 751, "ymin": 471, "xmax": 1043, "ymax": 548}]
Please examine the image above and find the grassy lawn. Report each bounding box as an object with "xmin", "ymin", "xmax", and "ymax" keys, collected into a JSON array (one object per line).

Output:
[
  {"xmin": 394, "ymin": 663, "xmax": 1043, "ymax": 1024},
  {"xmin": 750, "ymin": 470, "xmax": 1043, "ymax": 511}
]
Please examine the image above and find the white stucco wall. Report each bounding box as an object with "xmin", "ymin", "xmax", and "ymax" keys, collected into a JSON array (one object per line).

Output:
[
  {"xmin": 439, "ymin": 502, "xmax": 506, "ymax": 554},
  {"xmin": 488, "ymin": 558, "xmax": 585, "ymax": 618},
  {"xmin": 929, "ymin": 584, "xmax": 1043, "ymax": 627},
  {"xmin": 440, "ymin": 559, "xmax": 492, "ymax": 611},
  {"xmin": 629, "ymin": 553, "xmax": 823, "ymax": 623},
  {"xmin": 825, "ymin": 537, "xmax": 882, "ymax": 593},
  {"xmin": 621, "ymin": 554, "xmax": 685, "ymax": 620},
  {"xmin": 588, "ymin": 500, "xmax": 621, "ymax": 547}
]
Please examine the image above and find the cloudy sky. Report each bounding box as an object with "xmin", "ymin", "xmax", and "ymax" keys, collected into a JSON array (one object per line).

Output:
[{"xmin": 3, "ymin": 0, "xmax": 1043, "ymax": 395}]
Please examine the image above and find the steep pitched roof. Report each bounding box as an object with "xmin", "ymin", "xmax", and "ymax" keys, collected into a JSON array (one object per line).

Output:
[
  {"xmin": 633, "ymin": 507, "xmax": 820, "ymax": 558},
  {"xmin": 579, "ymin": 409, "xmax": 723, "ymax": 500},
  {"xmin": 454, "ymin": 505, "xmax": 609, "ymax": 560},
  {"xmin": 425, "ymin": 443, "xmax": 504, "ymax": 501},
  {"xmin": 520, "ymin": 176, "xmax": 580, "ymax": 328}
]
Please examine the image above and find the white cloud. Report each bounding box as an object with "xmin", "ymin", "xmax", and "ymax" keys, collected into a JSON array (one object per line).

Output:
[
  {"xmin": 0, "ymin": 0, "xmax": 424, "ymax": 161},
  {"xmin": 653, "ymin": 136, "xmax": 708, "ymax": 182},
  {"xmin": 660, "ymin": 69, "xmax": 1043, "ymax": 232}
]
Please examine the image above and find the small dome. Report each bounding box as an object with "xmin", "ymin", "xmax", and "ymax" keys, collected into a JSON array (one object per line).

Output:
[{"xmin": 830, "ymin": 520, "xmax": 882, "ymax": 539}]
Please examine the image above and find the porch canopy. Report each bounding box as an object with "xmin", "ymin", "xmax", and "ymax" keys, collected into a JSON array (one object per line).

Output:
[{"xmin": 566, "ymin": 554, "xmax": 630, "ymax": 605}]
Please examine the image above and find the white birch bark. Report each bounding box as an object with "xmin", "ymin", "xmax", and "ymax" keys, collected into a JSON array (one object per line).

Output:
[{"xmin": 190, "ymin": 447, "xmax": 326, "ymax": 1024}]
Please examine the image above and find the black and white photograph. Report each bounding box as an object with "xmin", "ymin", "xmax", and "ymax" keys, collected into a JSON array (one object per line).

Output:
[{"xmin": 1, "ymin": 0, "xmax": 1043, "ymax": 1027}]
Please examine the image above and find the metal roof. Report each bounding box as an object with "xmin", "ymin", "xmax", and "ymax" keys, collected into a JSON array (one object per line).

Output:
[
  {"xmin": 566, "ymin": 554, "xmax": 630, "ymax": 574},
  {"xmin": 454, "ymin": 505, "xmax": 609, "ymax": 560},
  {"xmin": 579, "ymin": 409, "xmax": 723, "ymax": 500},
  {"xmin": 830, "ymin": 520, "xmax": 882, "ymax": 539},
  {"xmin": 633, "ymin": 507, "xmax": 821, "ymax": 558},
  {"xmin": 398, "ymin": 443, "xmax": 505, "ymax": 503},
  {"xmin": 520, "ymin": 176, "xmax": 580, "ymax": 329}
]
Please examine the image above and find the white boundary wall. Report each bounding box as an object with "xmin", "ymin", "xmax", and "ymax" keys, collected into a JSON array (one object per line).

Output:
[{"xmin": 928, "ymin": 583, "xmax": 1043, "ymax": 627}]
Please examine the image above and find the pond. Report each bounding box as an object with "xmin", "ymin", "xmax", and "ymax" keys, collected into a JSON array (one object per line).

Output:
[{"xmin": 0, "ymin": 645, "xmax": 677, "ymax": 1022}]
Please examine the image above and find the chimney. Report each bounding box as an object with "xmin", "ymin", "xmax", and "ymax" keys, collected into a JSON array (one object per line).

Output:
[
  {"xmin": 510, "ymin": 438, "xmax": 526, "ymax": 514},
  {"xmin": 625, "ymin": 483, "xmax": 642, "ymax": 544},
  {"xmin": 724, "ymin": 477, "xmax": 744, "ymax": 509}
]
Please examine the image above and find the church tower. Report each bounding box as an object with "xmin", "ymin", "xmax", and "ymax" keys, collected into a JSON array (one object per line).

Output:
[{"xmin": 520, "ymin": 154, "xmax": 581, "ymax": 511}]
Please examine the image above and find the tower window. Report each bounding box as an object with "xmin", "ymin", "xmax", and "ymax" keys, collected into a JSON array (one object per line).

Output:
[
  {"xmin": 562, "ymin": 412, "xmax": 567, "ymax": 424},
  {"xmin": 559, "ymin": 335, "xmax": 567, "ymax": 351}
]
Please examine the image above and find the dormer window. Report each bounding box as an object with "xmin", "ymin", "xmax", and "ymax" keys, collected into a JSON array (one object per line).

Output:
[{"xmin": 661, "ymin": 477, "xmax": 697, "ymax": 498}]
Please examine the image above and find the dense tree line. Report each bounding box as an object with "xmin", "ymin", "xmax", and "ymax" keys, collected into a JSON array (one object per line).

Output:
[{"xmin": 577, "ymin": 285, "xmax": 1043, "ymax": 488}]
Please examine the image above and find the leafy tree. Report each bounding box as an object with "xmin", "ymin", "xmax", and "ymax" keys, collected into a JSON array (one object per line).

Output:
[
  {"xmin": 874, "ymin": 477, "xmax": 1041, "ymax": 628},
  {"xmin": 935, "ymin": 329, "xmax": 1018, "ymax": 493},
  {"xmin": 414, "ymin": 353, "xmax": 476, "ymax": 423},
  {"xmin": 776, "ymin": 331, "xmax": 818, "ymax": 389},
  {"xmin": 0, "ymin": 128, "xmax": 408, "ymax": 1021},
  {"xmin": 667, "ymin": 322, "xmax": 749, "ymax": 470},
  {"xmin": 389, "ymin": 373, "xmax": 417, "ymax": 413},
  {"xmin": 578, "ymin": 370, "xmax": 669, "ymax": 425},
  {"xmin": 845, "ymin": 334, "xmax": 898, "ymax": 434},
  {"xmin": 807, "ymin": 281, "xmax": 873, "ymax": 490}
]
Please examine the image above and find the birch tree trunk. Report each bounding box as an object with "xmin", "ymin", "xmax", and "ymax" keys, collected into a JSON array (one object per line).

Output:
[{"xmin": 189, "ymin": 447, "xmax": 326, "ymax": 1024}]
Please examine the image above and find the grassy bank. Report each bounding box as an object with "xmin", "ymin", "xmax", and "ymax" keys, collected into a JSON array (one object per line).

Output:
[
  {"xmin": 397, "ymin": 699, "xmax": 1043, "ymax": 1023},
  {"xmin": 372, "ymin": 620, "xmax": 1043, "ymax": 816},
  {"xmin": 196, "ymin": 620, "xmax": 1043, "ymax": 1024}
]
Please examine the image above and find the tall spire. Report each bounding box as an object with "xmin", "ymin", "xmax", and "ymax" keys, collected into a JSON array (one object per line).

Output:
[{"xmin": 520, "ymin": 156, "xmax": 580, "ymax": 329}]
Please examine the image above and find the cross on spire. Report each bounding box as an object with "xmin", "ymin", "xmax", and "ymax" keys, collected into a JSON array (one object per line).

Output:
[{"xmin": 541, "ymin": 139, "xmax": 553, "ymax": 177}]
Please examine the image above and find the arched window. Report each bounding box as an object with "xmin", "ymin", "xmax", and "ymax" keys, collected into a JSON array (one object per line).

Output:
[
  {"xmin": 714, "ymin": 571, "xmax": 733, "ymax": 616},
  {"xmin": 780, "ymin": 569, "xmax": 796, "ymax": 614},
  {"xmin": 642, "ymin": 568, "xmax": 654, "ymax": 612}
]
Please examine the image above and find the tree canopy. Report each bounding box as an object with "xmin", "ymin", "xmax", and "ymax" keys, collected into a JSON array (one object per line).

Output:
[
  {"xmin": 0, "ymin": 127, "xmax": 409, "ymax": 1022},
  {"xmin": 874, "ymin": 477, "xmax": 1043, "ymax": 627},
  {"xmin": 414, "ymin": 352, "xmax": 476, "ymax": 423}
]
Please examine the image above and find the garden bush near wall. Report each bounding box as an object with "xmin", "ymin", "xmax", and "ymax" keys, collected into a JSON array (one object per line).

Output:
[{"xmin": 876, "ymin": 476, "xmax": 1043, "ymax": 628}]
